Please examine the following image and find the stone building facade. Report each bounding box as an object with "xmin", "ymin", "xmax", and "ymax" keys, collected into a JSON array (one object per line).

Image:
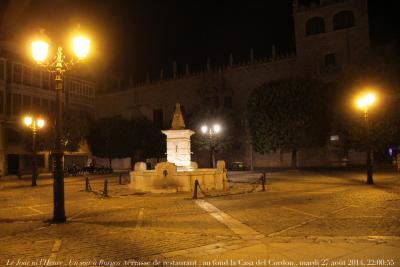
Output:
[
  {"xmin": 96, "ymin": 0, "xmax": 370, "ymax": 169},
  {"xmin": 0, "ymin": 42, "xmax": 95, "ymax": 176}
]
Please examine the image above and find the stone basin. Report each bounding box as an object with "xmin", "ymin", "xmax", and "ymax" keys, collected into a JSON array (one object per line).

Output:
[{"xmin": 129, "ymin": 161, "xmax": 228, "ymax": 193}]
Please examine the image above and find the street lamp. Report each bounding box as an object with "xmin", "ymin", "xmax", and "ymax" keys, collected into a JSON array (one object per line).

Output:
[
  {"xmin": 356, "ymin": 92, "xmax": 376, "ymax": 184},
  {"xmin": 201, "ymin": 124, "xmax": 221, "ymax": 168},
  {"xmin": 23, "ymin": 115, "xmax": 45, "ymax": 186},
  {"xmin": 31, "ymin": 33, "xmax": 90, "ymax": 223}
]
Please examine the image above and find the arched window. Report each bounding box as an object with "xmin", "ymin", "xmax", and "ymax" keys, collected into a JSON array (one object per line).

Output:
[
  {"xmin": 333, "ymin": 11, "xmax": 354, "ymax": 30},
  {"xmin": 305, "ymin": 17, "xmax": 325, "ymax": 36}
]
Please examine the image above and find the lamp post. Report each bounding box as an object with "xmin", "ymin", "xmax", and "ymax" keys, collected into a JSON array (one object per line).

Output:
[
  {"xmin": 201, "ymin": 124, "xmax": 221, "ymax": 168},
  {"xmin": 356, "ymin": 92, "xmax": 376, "ymax": 185},
  {"xmin": 31, "ymin": 34, "xmax": 90, "ymax": 223},
  {"xmin": 23, "ymin": 116, "xmax": 45, "ymax": 186}
]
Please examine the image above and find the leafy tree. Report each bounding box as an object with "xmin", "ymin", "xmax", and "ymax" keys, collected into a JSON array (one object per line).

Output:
[
  {"xmin": 18, "ymin": 124, "xmax": 51, "ymax": 152},
  {"xmin": 128, "ymin": 117, "xmax": 165, "ymax": 164},
  {"xmin": 341, "ymin": 104, "xmax": 400, "ymax": 155},
  {"xmin": 86, "ymin": 115, "xmax": 131, "ymax": 166},
  {"xmin": 187, "ymin": 104, "xmax": 236, "ymax": 167},
  {"xmin": 63, "ymin": 110, "xmax": 93, "ymax": 151},
  {"xmin": 185, "ymin": 73, "xmax": 239, "ymax": 167},
  {"xmin": 338, "ymin": 42, "xmax": 400, "ymax": 159},
  {"xmin": 20, "ymin": 110, "xmax": 93, "ymax": 153},
  {"xmin": 87, "ymin": 116, "xmax": 165, "ymax": 168},
  {"xmin": 247, "ymin": 78, "xmax": 331, "ymax": 168}
]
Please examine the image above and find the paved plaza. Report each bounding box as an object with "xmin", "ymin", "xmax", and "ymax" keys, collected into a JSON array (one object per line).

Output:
[{"xmin": 0, "ymin": 170, "xmax": 399, "ymax": 266}]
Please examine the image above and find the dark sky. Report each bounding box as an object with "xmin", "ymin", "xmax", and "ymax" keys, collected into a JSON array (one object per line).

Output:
[{"xmin": 1, "ymin": 0, "xmax": 399, "ymax": 82}]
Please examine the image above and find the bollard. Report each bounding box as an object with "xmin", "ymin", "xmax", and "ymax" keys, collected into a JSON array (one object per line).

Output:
[
  {"xmin": 193, "ymin": 180, "xmax": 199, "ymax": 199},
  {"xmin": 261, "ymin": 172, "xmax": 266, "ymax": 192},
  {"xmin": 119, "ymin": 173, "xmax": 122, "ymax": 185},
  {"xmin": 103, "ymin": 178, "xmax": 108, "ymax": 197},
  {"xmin": 85, "ymin": 176, "xmax": 90, "ymax": 192}
]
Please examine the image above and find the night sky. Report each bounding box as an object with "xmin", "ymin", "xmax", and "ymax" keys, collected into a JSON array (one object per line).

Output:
[{"xmin": 1, "ymin": 0, "xmax": 399, "ymax": 82}]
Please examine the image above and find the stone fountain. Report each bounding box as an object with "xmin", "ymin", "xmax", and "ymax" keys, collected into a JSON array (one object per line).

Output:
[{"xmin": 129, "ymin": 103, "xmax": 227, "ymax": 193}]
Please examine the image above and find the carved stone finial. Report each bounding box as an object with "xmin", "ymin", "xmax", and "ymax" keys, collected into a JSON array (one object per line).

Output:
[{"xmin": 171, "ymin": 103, "xmax": 185, "ymax": 130}]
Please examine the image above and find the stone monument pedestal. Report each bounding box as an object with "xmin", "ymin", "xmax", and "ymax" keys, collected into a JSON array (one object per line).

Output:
[{"xmin": 161, "ymin": 129, "xmax": 194, "ymax": 171}]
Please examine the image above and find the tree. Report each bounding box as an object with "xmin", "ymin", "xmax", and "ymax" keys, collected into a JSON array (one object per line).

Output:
[
  {"xmin": 247, "ymin": 78, "xmax": 331, "ymax": 168},
  {"xmin": 340, "ymin": 100, "xmax": 400, "ymax": 156},
  {"xmin": 184, "ymin": 73, "xmax": 239, "ymax": 167},
  {"xmin": 20, "ymin": 110, "xmax": 93, "ymax": 153},
  {"xmin": 87, "ymin": 116, "xmax": 165, "ymax": 168},
  {"xmin": 187, "ymin": 104, "xmax": 236, "ymax": 167},
  {"xmin": 86, "ymin": 115, "xmax": 131, "ymax": 166},
  {"xmin": 20, "ymin": 124, "xmax": 52, "ymax": 152},
  {"xmin": 338, "ymin": 42, "xmax": 400, "ymax": 162},
  {"xmin": 127, "ymin": 117, "xmax": 165, "ymax": 164},
  {"xmin": 63, "ymin": 109, "xmax": 93, "ymax": 151}
]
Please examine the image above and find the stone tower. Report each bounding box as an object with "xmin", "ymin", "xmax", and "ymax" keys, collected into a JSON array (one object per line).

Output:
[{"xmin": 293, "ymin": 0, "xmax": 370, "ymax": 75}]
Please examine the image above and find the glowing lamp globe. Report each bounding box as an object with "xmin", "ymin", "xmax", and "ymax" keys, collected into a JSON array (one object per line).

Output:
[
  {"xmin": 364, "ymin": 93, "xmax": 376, "ymax": 106},
  {"xmin": 213, "ymin": 124, "xmax": 221, "ymax": 133},
  {"xmin": 24, "ymin": 116, "xmax": 33, "ymax": 127},
  {"xmin": 357, "ymin": 92, "xmax": 376, "ymax": 109},
  {"xmin": 32, "ymin": 41, "xmax": 49, "ymax": 63},
  {"xmin": 72, "ymin": 36, "xmax": 90, "ymax": 59},
  {"xmin": 357, "ymin": 98, "xmax": 366, "ymax": 109},
  {"xmin": 37, "ymin": 118, "xmax": 45, "ymax": 128}
]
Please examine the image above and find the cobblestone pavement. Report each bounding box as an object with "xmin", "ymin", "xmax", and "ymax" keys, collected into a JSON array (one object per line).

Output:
[
  {"xmin": 0, "ymin": 171, "xmax": 399, "ymax": 266},
  {"xmin": 212, "ymin": 171, "xmax": 400, "ymax": 238}
]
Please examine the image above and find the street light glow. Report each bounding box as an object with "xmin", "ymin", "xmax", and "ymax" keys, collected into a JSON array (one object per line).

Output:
[
  {"xmin": 72, "ymin": 36, "xmax": 90, "ymax": 59},
  {"xmin": 24, "ymin": 116, "xmax": 33, "ymax": 127},
  {"xmin": 213, "ymin": 124, "xmax": 221, "ymax": 133},
  {"xmin": 357, "ymin": 98, "xmax": 365, "ymax": 109},
  {"xmin": 355, "ymin": 91, "xmax": 377, "ymax": 184},
  {"xmin": 32, "ymin": 41, "xmax": 49, "ymax": 63},
  {"xmin": 200, "ymin": 123, "xmax": 222, "ymax": 168},
  {"xmin": 23, "ymin": 115, "xmax": 45, "ymax": 187},
  {"xmin": 365, "ymin": 93, "xmax": 376, "ymax": 105},
  {"xmin": 357, "ymin": 92, "xmax": 376, "ymax": 109},
  {"xmin": 37, "ymin": 118, "xmax": 45, "ymax": 128}
]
